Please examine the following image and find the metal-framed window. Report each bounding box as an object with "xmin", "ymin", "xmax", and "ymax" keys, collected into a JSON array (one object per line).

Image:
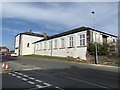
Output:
[
  {"xmin": 40, "ymin": 43, "xmax": 42, "ymax": 50},
  {"xmin": 69, "ymin": 36, "xmax": 74, "ymax": 47},
  {"xmin": 79, "ymin": 34, "xmax": 85, "ymax": 46},
  {"xmin": 54, "ymin": 40, "xmax": 57, "ymax": 48},
  {"xmin": 49, "ymin": 41, "xmax": 51, "ymax": 49},
  {"xmin": 61, "ymin": 38, "xmax": 65, "ymax": 48},
  {"xmin": 44, "ymin": 42, "xmax": 47, "ymax": 49}
]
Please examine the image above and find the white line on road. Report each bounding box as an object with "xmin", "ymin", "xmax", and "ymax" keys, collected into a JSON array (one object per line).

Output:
[
  {"xmin": 22, "ymin": 67, "xmax": 42, "ymax": 71},
  {"xmin": 29, "ymin": 77, "xmax": 35, "ymax": 80},
  {"xmin": 17, "ymin": 73, "xmax": 22, "ymax": 75},
  {"xmin": 8, "ymin": 73, "xmax": 12, "ymax": 75},
  {"xmin": 28, "ymin": 81, "xmax": 35, "ymax": 85},
  {"xmin": 16, "ymin": 76, "xmax": 22, "ymax": 79},
  {"xmin": 64, "ymin": 75, "xmax": 108, "ymax": 88},
  {"xmin": 22, "ymin": 78, "xmax": 28, "ymax": 81},
  {"xmin": 55, "ymin": 86, "xmax": 64, "ymax": 90},
  {"xmin": 35, "ymin": 79, "xmax": 42, "ymax": 83},
  {"xmin": 36, "ymin": 85, "xmax": 43, "ymax": 88},
  {"xmin": 11, "ymin": 74, "xmax": 16, "ymax": 76},
  {"xmin": 14, "ymin": 72, "xmax": 18, "ymax": 74},
  {"xmin": 43, "ymin": 83, "xmax": 52, "ymax": 86},
  {"xmin": 23, "ymin": 75, "xmax": 28, "ymax": 77}
]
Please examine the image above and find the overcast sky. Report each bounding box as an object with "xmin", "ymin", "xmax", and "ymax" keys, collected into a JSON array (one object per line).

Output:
[{"xmin": 1, "ymin": 0, "xmax": 118, "ymax": 50}]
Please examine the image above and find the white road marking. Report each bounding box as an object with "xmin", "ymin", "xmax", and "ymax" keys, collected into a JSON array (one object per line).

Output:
[
  {"xmin": 14, "ymin": 72, "xmax": 18, "ymax": 74},
  {"xmin": 55, "ymin": 86, "xmax": 64, "ymax": 90},
  {"xmin": 18, "ymin": 73, "xmax": 22, "ymax": 75},
  {"xmin": 8, "ymin": 72, "xmax": 64, "ymax": 90},
  {"xmin": 29, "ymin": 77, "xmax": 35, "ymax": 80},
  {"xmin": 22, "ymin": 67, "xmax": 41, "ymax": 71},
  {"xmin": 36, "ymin": 85, "xmax": 43, "ymax": 88},
  {"xmin": 16, "ymin": 76, "xmax": 22, "ymax": 79},
  {"xmin": 64, "ymin": 75, "xmax": 108, "ymax": 88},
  {"xmin": 12, "ymin": 74, "xmax": 16, "ymax": 76},
  {"xmin": 28, "ymin": 81, "xmax": 35, "ymax": 85},
  {"xmin": 23, "ymin": 75, "xmax": 28, "ymax": 77},
  {"xmin": 43, "ymin": 83, "xmax": 52, "ymax": 86},
  {"xmin": 35, "ymin": 79, "xmax": 42, "ymax": 83},
  {"xmin": 9, "ymin": 73, "xmax": 12, "ymax": 75},
  {"xmin": 22, "ymin": 78, "xmax": 28, "ymax": 81}
]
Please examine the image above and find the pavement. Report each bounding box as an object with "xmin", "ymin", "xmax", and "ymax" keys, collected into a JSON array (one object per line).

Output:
[{"xmin": 2, "ymin": 56, "xmax": 119, "ymax": 89}]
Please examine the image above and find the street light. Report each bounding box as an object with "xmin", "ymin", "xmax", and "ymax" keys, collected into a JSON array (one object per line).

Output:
[{"xmin": 91, "ymin": 11, "xmax": 98, "ymax": 64}]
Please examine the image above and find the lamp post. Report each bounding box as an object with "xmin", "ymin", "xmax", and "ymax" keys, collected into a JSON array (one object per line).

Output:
[{"xmin": 91, "ymin": 11, "xmax": 98, "ymax": 64}]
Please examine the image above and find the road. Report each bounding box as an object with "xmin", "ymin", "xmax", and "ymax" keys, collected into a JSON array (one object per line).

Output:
[{"xmin": 2, "ymin": 56, "xmax": 119, "ymax": 90}]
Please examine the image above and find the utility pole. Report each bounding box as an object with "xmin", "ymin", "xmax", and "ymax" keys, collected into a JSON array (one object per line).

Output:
[{"xmin": 91, "ymin": 11, "xmax": 98, "ymax": 64}]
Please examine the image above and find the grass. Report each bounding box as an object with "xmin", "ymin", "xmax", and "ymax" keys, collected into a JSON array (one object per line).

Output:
[{"xmin": 22, "ymin": 54, "xmax": 119, "ymax": 67}]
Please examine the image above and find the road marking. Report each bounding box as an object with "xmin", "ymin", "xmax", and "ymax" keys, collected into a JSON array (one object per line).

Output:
[
  {"xmin": 55, "ymin": 86, "xmax": 64, "ymax": 90},
  {"xmin": 35, "ymin": 79, "xmax": 42, "ymax": 83},
  {"xmin": 36, "ymin": 85, "xmax": 43, "ymax": 88},
  {"xmin": 43, "ymin": 83, "xmax": 52, "ymax": 86},
  {"xmin": 22, "ymin": 78, "xmax": 28, "ymax": 81},
  {"xmin": 23, "ymin": 75, "xmax": 28, "ymax": 77},
  {"xmin": 29, "ymin": 77, "xmax": 35, "ymax": 80},
  {"xmin": 64, "ymin": 75, "xmax": 108, "ymax": 88},
  {"xmin": 16, "ymin": 76, "xmax": 22, "ymax": 79},
  {"xmin": 28, "ymin": 81, "xmax": 35, "ymax": 85},
  {"xmin": 18, "ymin": 73, "xmax": 22, "ymax": 75},
  {"xmin": 9, "ymin": 73, "xmax": 12, "ymax": 75},
  {"xmin": 8, "ymin": 72, "xmax": 64, "ymax": 90},
  {"xmin": 22, "ymin": 67, "xmax": 42, "ymax": 71},
  {"xmin": 14, "ymin": 72, "xmax": 18, "ymax": 74},
  {"xmin": 11, "ymin": 74, "xmax": 16, "ymax": 76}
]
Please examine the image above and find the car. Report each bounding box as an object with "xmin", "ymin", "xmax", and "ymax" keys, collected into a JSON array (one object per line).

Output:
[
  {"xmin": 11, "ymin": 53, "xmax": 18, "ymax": 57},
  {"xmin": 5, "ymin": 53, "xmax": 11, "ymax": 56}
]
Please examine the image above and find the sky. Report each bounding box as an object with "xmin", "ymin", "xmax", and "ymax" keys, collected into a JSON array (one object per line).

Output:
[{"xmin": 1, "ymin": 0, "xmax": 119, "ymax": 50}]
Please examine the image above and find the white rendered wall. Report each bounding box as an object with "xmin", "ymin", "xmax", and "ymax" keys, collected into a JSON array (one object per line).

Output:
[
  {"xmin": 20, "ymin": 35, "xmax": 43, "ymax": 55},
  {"xmin": 92, "ymin": 30, "xmax": 117, "ymax": 45},
  {"xmin": 15, "ymin": 35, "xmax": 20, "ymax": 55},
  {"xmin": 35, "ymin": 31, "xmax": 87, "ymax": 60}
]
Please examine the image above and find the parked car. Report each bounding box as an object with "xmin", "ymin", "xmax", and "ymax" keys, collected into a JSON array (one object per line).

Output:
[
  {"xmin": 5, "ymin": 53, "xmax": 11, "ymax": 56},
  {"xmin": 11, "ymin": 53, "xmax": 18, "ymax": 57}
]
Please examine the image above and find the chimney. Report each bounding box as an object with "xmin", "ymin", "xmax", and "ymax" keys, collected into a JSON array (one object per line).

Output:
[
  {"xmin": 29, "ymin": 29, "xmax": 32, "ymax": 34},
  {"xmin": 43, "ymin": 33, "xmax": 48, "ymax": 40}
]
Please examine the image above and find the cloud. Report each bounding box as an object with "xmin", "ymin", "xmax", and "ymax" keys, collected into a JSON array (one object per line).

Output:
[
  {"xmin": 1, "ymin": 0, "xmax": 119, "ymax": 2},
  {"xmin": 3, "ymin": 3, "xmax": 116, "ymax": 25},
  {"xmin": 2, "ymin": 2, "xmax": 118, "ymax": 36},
  {"xmin": 2, "ymin": 28, "xmax": 23, "ymax": 35}
]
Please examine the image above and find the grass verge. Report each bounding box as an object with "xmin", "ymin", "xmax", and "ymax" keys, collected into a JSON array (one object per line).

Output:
[{"xmin": 21, "ymin": 54, "xmax": 88, "ymax": 63}]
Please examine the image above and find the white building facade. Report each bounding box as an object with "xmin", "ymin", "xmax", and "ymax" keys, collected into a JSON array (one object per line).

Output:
[
  {"xmin": 14, "ymin": 27, "xmax": 118, "ymax": 60},
  {"xmin": 14, "ymin": 31, "xmax": 44, "ymax": 56},
  {"xmin": 33, "ymin": 27, "xmax": 118, "ymax": 60}
]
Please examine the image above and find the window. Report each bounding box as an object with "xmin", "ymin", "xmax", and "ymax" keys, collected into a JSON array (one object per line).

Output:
[
  {"xmin": 40, "ymin": 43, "xmax": 42, "ymax": 50},
  {"xmin": 36, "ymin": 44, "xmax": 39, "ymax": 51},
  {"xmin": 54, "ymin": 40, "xmax": 57, "ymax": 48},
  {"xmin": 61, "ymin": 38, "xmax": 65, "ymax": 48},
  {"xmin": 27, "ymin": 43, "xmax": 30, "ymax": 47},
  {"xmin": 49, "ymin": 41, "xmax": 51, "ymax": 49},
  {"xmin": 44, "ymin": 42, "xmax": 46, "ymax": 49},
  {"xmin": 79, "ymin": 34, "xmax": 85, "ymax": 46},
  {"xmin": 69, "ymin": 36, "xmax": 74, "ymax": 47},
  {"xmin": 113, "ymin": 39, "xmax": 115, "ymax": 43}
]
